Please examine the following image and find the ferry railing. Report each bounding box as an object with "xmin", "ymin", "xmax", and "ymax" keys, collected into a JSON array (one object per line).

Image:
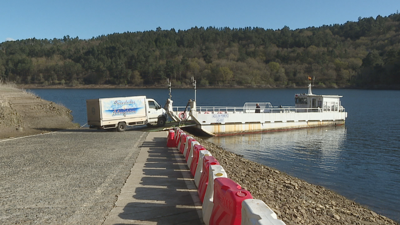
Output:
[{"xmin": 170, "ymin": 105, "xmax": 345, "ymax": 115}]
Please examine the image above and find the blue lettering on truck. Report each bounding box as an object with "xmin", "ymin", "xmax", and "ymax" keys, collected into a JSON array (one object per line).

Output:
[{"xmin": 103, "ymin": 99, "xmax": 145, "ymax": 117}]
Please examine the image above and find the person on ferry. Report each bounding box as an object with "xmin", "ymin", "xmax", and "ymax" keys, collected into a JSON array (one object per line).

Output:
[{"xmin": 255, "ymin": 103, "xmax": 260, "ymax": 113}]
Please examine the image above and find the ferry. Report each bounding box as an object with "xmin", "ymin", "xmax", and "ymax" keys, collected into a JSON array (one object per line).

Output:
[{"xmin": 166, "ymin": 83, "xmax": 347, "ymax": 136}]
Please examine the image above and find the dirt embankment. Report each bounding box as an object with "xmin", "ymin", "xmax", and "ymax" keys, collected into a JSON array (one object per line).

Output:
[
  {"xmin": 186, "ymin": 133, "xmax": 398, "ymax": 225},
  {"xmin": 0, "ymin": 84, "xmax": 79, "ymax": 139}
]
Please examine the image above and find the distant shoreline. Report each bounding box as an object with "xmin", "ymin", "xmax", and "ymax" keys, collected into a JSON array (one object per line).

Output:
[
  {"xmin": 17, "ymin": 84, "xmax": 345, "ymax": 90},
  {"xmin": 13, "ymin": 84, "xmax": 400, "ymax": 90},
  {"xmin": 16, "ymin": 84, "xmax": 400, "ymax": 90}
]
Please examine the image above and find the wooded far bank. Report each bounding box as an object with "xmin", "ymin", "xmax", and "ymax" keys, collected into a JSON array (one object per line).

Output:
[{"xmin": 1, "ymin": 13, "xmax": 400, "ymax": 89}]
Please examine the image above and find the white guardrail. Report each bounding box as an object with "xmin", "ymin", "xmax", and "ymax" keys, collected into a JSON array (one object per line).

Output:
[{"xmin": 171, "ymin": 105, "xmax": 345, "ymax": 115}]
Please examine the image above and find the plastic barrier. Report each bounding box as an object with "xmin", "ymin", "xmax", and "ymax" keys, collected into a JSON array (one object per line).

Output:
[
  {"xmin": 209, "ymin": 177, "xmax": 253, "ymax": 225},
  {"xmin": 198, "ymin": 156, "xmax": 220, "ymax": 203},
  {"xmin": 241, "ymin": 199, "xmax": 286, "ymax": 225},
  {"xmin": 178, "ymin": 134, "xmax": 188, "ymax": 154},
  {"xmin": 202, "ymin": 165, "xmax": 228, "ymax": 225},
  {"xmin": 176, "ymin": 130, "xmax": 184, "ymax": 151},
  {"xmin": 182, "ymin": 136, "xmax": 194, "ymax": 157},
  {"xmin": 186, "ymin": 141, "xmax": 201, "ymax": 168},
  {"xmin": 190, "ymin": 144, "xmax": 206, "ymax": 176},
  {"xmin": 166, "ymin": 129, "xmax": 176, "ymax": 147},
  {"xmin": 175, "ymin": 129, "xmax": 183, "ymax": 149},
  {"xmin": 194, "ymin": 150, "xmax": 212, "ymax": 187}
]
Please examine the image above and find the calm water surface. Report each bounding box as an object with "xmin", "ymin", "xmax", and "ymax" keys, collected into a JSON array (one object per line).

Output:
[{"xmin": 29, "ymin": 88, "xmax": 400, "ymax": 222}]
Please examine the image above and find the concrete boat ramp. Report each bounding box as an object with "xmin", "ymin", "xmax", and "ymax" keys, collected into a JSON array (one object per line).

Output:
[
  {"xmin": 103, "ymin": 131, "xmax": 203, "ymax": 224},
  {"xmin": 0, "ymin": 129, "xmax": 203, "ymax": 224}
]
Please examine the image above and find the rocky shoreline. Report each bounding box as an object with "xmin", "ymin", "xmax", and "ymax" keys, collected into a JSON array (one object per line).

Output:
[{"xmin": 185, "ymin": 132, "xmax": 398, "ymax": 225}]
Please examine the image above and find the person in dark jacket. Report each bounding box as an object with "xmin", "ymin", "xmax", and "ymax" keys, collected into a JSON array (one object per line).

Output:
[{"xmin": 255, "ymin": 103, "xmax": 260, "ymax": 113}]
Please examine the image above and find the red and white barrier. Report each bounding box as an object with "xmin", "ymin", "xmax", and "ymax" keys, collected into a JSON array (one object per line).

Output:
[
  {"xmin": 202, "ymin": 165, "xmax": 228, "ymax": 225},
  {"xmin": 182, "ymin": 136, "xmax": 194, "ymax": 157},
  {"xmin": 164, "ymin": 130, "xmax": 285, "ymax": 225},
  {"xmin": 166, "ymin": 129, "xmax": 176, "ymax": 147},
  {"xmin": 190, "ymin": 144, "xmax": 206, "ymax": 176},
  {"xmin": 241, "ymin": 199, "xmax": 286, "ymax": 225},
  {"xmin": 178, "ymin": 133, "xmax": 187, "ymax": 153},
  {"xmin": 174, "ymin": 128, "xmax": 181, "ymax": 148},
  {"xmin": 194, "ymin": 150, "xmax": 212, "ymax": 187},
  {"xmin": 175, "ymin": 129, "xmax": 184, "ymax": 149},
  {"xmin": 198, "ymin": 156, "xmax": 220, "ymax": 203},
  {"xmin": 187, "ymin": 141, "xmax": 202, "ymax": 167},
  {"xmin": 209, "ymin": 177, "xmax": 253, "ymax": 225}
]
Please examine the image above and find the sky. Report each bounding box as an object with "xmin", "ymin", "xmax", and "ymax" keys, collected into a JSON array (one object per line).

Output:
[{"xmin": 1, "ymin": 0, "xmax": 399, "ymax": 43}]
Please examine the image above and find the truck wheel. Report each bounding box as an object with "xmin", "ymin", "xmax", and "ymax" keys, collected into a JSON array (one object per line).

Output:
[
  {"xmin": 117, "ymin": 122, "xmax": 126, "ymax": 132},
  {"xmin": 157, "ymin": 117, "xmax": 166, "ymax": 127}
]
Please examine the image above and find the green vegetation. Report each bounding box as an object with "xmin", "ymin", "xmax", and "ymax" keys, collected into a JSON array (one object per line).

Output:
[{"xmin": 1, "ymin": 14, "xmax": 400, "ymax": 88}]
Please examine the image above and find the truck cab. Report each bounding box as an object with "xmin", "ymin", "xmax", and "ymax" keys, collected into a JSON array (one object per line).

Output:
[{"xmin": 146, "ymin": 98, "xmax": 167, "ymax": 126}]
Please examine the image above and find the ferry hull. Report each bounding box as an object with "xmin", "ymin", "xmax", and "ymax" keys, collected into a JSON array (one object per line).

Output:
[
  {"xmin": 190, "ymin": 111, "xmax": 347, "ymax": 136},
  {"xmin": 195, "ymin": 120, "xmax": 345, "ymax": 136}
]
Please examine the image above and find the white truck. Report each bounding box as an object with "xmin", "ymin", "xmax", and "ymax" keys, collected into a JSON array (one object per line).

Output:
[{"xmin": 86, "ymin": 96, "xmax": 167, "ymax": 131}]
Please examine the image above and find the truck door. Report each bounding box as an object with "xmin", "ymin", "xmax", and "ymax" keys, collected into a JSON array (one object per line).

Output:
[{"xmin": 147, "ymin": 100, "xmax": 160, "ymax": 123}]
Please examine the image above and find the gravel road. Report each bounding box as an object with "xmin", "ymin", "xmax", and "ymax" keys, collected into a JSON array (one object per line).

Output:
[{"xmin": 0, "ymin": 129, "xmax": 147, "ymax": 225}]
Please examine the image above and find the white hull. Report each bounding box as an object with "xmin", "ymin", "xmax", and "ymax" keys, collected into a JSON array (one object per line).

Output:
[{"xmin": 191, "ymin": 111, "xmax": 347, "ymax": 136}]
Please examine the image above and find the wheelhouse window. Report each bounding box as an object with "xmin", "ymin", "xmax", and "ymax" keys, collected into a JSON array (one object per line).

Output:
[{"xmin": 295, "ymin": 98, "xmax": 307, "ymax": 104}]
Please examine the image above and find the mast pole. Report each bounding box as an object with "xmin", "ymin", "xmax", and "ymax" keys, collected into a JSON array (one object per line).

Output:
[
  {"xmin": 307, "ymin": 76, "xmax": 313, "ymax": 95},
  {"xmin": 167, "ymin": 78, "xmax": 172, "ymax": 99},
  {"xmin": 191, "ymin": 77, "xmax": 196, "ymax": 102}
]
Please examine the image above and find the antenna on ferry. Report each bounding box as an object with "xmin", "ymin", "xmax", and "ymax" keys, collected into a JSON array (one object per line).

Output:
[
  {"xmin": 191, "ymin": 76, "xmax": 196, "ymax": 102},
  {"xmin": 167, "ymin": 78, "xmax": 172, "ymax": 99}
]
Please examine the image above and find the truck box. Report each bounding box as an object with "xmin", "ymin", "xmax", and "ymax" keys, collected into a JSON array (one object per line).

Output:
[{"xmin": 87, "ymin": 96, "xmax": 149, "ymax": 131}]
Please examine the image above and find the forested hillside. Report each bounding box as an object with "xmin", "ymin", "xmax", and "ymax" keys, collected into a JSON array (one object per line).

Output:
[{"xmin": 1, "ymin": 13, "xmax": 400, "ymax": 88}]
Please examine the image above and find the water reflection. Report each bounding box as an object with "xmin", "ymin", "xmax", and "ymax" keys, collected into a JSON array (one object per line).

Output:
[
  {"xmin": 207, "ymin": 126, "xmax": 346, "ymax": 175},
  {"xmin": 206, "ymin": 126, "xmax": 398, "ymax": 221}
]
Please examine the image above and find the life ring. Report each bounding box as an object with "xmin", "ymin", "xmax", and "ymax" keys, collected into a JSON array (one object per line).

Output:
[{"xmin": 179, "ymin": 112, "xmax": 187, "ymax": 120}]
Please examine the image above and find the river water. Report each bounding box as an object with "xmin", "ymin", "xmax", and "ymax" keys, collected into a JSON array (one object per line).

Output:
[{"xmin": 28, "ymin": 88, "xmax": 400, "ymax": 222}]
